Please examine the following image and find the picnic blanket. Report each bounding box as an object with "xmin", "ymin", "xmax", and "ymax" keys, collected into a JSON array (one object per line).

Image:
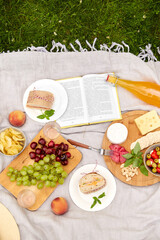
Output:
[{"xmin": 0, "ymin": 50, "xmax": 160, "ymax": 240}]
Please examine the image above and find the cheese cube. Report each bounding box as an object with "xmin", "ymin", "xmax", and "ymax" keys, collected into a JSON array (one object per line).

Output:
[{"xmin": 134, "ymin": 110, "xmax": 160, "ymax": 135}]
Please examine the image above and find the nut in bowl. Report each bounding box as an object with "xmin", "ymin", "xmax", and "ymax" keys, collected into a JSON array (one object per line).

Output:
[
  {"xmin": 143, "ymin": 143, "xmax": 160, "ymax": 177},
  {"xmin": 0, "ymin": 127, "xmax": 26, "ymax": 156}
]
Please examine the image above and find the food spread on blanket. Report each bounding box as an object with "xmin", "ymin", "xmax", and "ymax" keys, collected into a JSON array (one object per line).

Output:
[{"xmin": 1, "ymin": 74, "xmax": 160, "ymax": 214}]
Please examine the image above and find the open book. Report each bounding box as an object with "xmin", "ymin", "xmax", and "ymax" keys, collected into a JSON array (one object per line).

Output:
[{"xmin": 57, "ymin": 73, "xmax": 122, "ymax": 128}]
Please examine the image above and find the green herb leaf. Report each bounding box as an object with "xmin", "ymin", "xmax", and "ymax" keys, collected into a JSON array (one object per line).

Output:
[
  {"xmin": 131, "ymin": 149, "xmax": 134, "ymax": 155},
  {"xmin": 37, "ymin": 109, "xmax": 55, "ymax": 120},
  {"xmin": 37, "ymin": 114, "xmax": 46, "ymax": 119},
  {"xmin": 91, "ymin": 198, "xmax": 97, "ymax": 208},
  {"xmin": 140, "ymin": 165, "xmax": 148, "ymax": 176},
  {"xmin": 124, "ymin": 158, "xmax": 134, "ymax": 167},
  {"xmin": 98, "ymin": 192, "xmax": 106, "ymax": 198},
  {"xmin": 90, "ymin": 193, "xmax": 105, "ymax": 208},
  {"xmin": 137, "ymin": 151, "xmax": 143, "ymax": 157},
  {"xmin": 123, "ymin": 153, "xmax": 133, "ymax": 159},
  {"xmin": 137, "ymin": 158, "xmax": 143, "ymax": 167},
  {"xmin": 132, "ymin": 158, "xmax": 140, "ymax": 168},
  {"xmin": 133, "ymin": 142, "xmax": 141, "ymax": 155},
  {"xmin": 96, "ymin": 198, "xmax": 101, "ymax": 204},
  {"xmin": 45, "ymin": 109, "xmax": 55, "ymax": 117}
]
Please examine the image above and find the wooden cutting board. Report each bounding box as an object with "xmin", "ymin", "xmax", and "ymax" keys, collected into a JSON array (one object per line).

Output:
[
  {"xmin": 102, "ymin": 110, "xmax": 160, "ymax": 186},
  {"xmin": 0, "ymin": 128, "xmax": 82, "ymax": 210}
]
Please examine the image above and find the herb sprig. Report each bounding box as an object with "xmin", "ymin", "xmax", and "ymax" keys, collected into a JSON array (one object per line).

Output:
[
  {"xmin": 37, "ymin": 109, "xmax": 55, "ymax": 120},
  {"xmin": 123, "ymin": 142, "xmax": 148, "ymax": 176},
  {"xmin": 90, "ymin": 192, "xmax": 106, "ymax": 208}
]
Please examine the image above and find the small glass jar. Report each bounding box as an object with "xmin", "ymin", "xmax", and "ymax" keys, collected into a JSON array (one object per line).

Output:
[
  {"xmin": 43, "ymin": 121, "xmax": 61, "ymax": 140},
  {"xmin": 17, "ymin": 189, "xmax": 36, "ymax": 208}
]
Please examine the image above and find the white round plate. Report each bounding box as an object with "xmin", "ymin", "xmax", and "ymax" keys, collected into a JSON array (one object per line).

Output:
[
  {"xmin": 0, "ymin": 202, "xmax": 20, "ymax": 240},
  {"xmin": 23, "ymin": 79, "xmax": 68, "ymax": 123},
  {"xmin": 69, "ymin": 164, "xmax": 116, "ymax": 212}
]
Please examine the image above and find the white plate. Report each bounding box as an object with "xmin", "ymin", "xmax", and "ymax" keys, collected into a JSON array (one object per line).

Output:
[
  {"xmin": 0, "ymin": 202, "xmax": 20, "ymax": 240},
  {"xmin": 23, "ymin": 79, "xmax": 68, "ymax": 123},
  {"xmin": 69, "ymin": 164, "xmax": 116, "ymax": 211}
]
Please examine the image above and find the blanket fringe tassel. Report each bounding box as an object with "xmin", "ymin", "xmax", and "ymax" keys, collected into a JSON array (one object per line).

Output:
[{"xmin": 6, "ymin": 38, "xmax": 160, "ymax": 62}]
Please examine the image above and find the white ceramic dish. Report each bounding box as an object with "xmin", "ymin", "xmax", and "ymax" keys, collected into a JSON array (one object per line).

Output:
[
  {"xmin": 0, "ymin": 202, "xmax": 20, "ymax": 240},
  {"xmin": 69, "ymin": 164, "xmax": 116, "ymax": 212},
  {"xmin": 23, "ymin": 79, "xmax": 68, "ymax": 123}
]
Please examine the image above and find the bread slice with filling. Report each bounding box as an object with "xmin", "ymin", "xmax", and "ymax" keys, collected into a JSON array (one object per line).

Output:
[
  {"xmin": 26, "ymin": 90, "xmax": 54, "ymax": 110},
  {"xmin": 79, "ymin": 172, "xmax": 106, "ymax": 194}
]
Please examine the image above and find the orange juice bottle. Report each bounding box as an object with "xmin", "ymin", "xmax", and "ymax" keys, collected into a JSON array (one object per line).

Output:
[{"xmin": 107, "ymin": 75, "xmax": 160, "ymax": 108}]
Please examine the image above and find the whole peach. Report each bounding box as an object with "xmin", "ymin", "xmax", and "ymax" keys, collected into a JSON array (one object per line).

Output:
[
  {"xmin": 51, "ymin": 197, "xmax": 68, "ymax": 215},
  {"xmin": 9, "ymin": 110, "xmax": 26, "ymax": 127}
]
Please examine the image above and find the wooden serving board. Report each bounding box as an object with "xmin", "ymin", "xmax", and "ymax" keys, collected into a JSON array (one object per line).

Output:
[
  {"xmin": 0, "ymin": 128, "xmax": 82, "ymax": 210},
  {"xmin": 102, "ymin": 110, "xmax": 160, "ymax": 186}
]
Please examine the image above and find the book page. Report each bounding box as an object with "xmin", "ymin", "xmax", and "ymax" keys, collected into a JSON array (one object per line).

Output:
[
  {"xmin": 57, "ymin": 78, "xmax": 88, "ymax": 127},
  {"xmin": 82, "ymin": 74, "xmax": 121, "ymax": 123}
]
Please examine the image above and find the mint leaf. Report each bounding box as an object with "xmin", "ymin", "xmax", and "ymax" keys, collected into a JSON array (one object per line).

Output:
[
  {"xmin": 96, "ymin": 198, "xmax": 101, "ymax": 204},
  {"xmin": 45, "ymin": 115, "xmax": 50, "ymax": 120},
  {"xmin": 123, "ymin": 153, "xmax": 133, "ymax": 159},
  {"xmin": 37, "ymin": 109, "xmax": 55, "ymax": 120},
  {"xmin": 91, "ymin": 198, "xmax": 97, "ymax": 208},
  {"xmin": 45, "ymin": 109, "xmax": 55, "ymax": 117},
  {"xmin": 133, "ymin": 142, "xmax": 141, "ymax": 155},
  {"xmin": 90, "ymin": 194, "xmax": 104, "ymax": 208},
  {"xmin": 98, "ymin": 192, "xmax": 106, "ymax": 198},
  {"xmin": 140, "ymin": 165, "xmax": 148, "ymax": 176},
  {"xmin": 37, "ymin": 114, "xmax": 45, "ymax": 119},
  {"xmin": 124, "ymin": 158, "xmax": 134, "ymax": 167}
]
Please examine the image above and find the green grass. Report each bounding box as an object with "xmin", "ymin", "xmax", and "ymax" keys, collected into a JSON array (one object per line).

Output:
[{"xmin": 0, "ymin": 0, "xmax": 160, "ymax": 60}]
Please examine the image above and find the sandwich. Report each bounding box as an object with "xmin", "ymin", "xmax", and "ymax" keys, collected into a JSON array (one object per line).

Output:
[
  {"xmin": 26, "ymin": 90, "xmax": 54, "ymax": 110},
  {"xmin": 79, "ymin": 172, "xmax": 106, "ymax": 194}
]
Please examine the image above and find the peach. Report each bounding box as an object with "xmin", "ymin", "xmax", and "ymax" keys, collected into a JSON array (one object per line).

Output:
[
  {"xmin": 51, "ymin": 197, "xmax": 68, "ymax": 215},
  {"xmin": 9, "ymin": 110, "xmax": 26, "ymax": 127}
]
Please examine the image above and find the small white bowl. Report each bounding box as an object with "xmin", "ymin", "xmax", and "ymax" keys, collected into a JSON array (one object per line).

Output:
[
  {"xmin": 107, "ymin": 123, "xmax": 128, "ymax": 144},
  {"xmin": 0, "ymin": 127, "xmax": 26, "ymax": 156}
]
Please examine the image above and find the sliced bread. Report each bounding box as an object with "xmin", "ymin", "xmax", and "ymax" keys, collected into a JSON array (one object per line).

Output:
[
  {"xmin": 79, "ymin": 172, "xmax": 106, "ymax": 194},
  {"xmin": 26, "ymin": 90, "xmax": 54, "ymax": 110}
]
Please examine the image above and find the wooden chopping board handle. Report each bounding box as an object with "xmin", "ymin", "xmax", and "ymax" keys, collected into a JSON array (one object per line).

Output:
[{"xmin": 68, "ymin": 139, "xmax": 89, "ymax": 149}]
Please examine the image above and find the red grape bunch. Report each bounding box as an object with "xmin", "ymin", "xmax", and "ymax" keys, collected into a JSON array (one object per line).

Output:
[{"xmin": 29, "ymin": 137, "xmax": 71, "ymax": 166}]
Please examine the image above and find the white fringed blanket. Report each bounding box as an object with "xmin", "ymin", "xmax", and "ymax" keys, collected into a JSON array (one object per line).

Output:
[{"xmin": 0, "ymin": 50, "xmax": 160, "ymax": 240}]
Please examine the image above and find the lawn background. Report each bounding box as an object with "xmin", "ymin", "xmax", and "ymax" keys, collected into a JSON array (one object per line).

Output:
[{"xmin": 0, "ymin": 0, "xmax": 160, "ymax": 60}]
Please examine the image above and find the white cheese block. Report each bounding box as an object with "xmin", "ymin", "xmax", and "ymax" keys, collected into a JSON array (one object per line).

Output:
[{"xmin": 107, "ymin": 123, "xmax": 128, "ymax": 144}]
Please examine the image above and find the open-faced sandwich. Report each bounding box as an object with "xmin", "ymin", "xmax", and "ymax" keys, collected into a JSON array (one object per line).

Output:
[
  {"xmin": 79, "ymin": 172, "xmax": 106, "ymax": 194},
  {"xmin": 26, "ymin": 90, "xmax": 54, "ymax": 110}
]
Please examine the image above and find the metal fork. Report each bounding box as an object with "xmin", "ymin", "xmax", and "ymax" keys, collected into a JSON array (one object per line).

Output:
[{"xmin": 67, "ymin": 139, "xmax": 113, "ymax": 156}]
